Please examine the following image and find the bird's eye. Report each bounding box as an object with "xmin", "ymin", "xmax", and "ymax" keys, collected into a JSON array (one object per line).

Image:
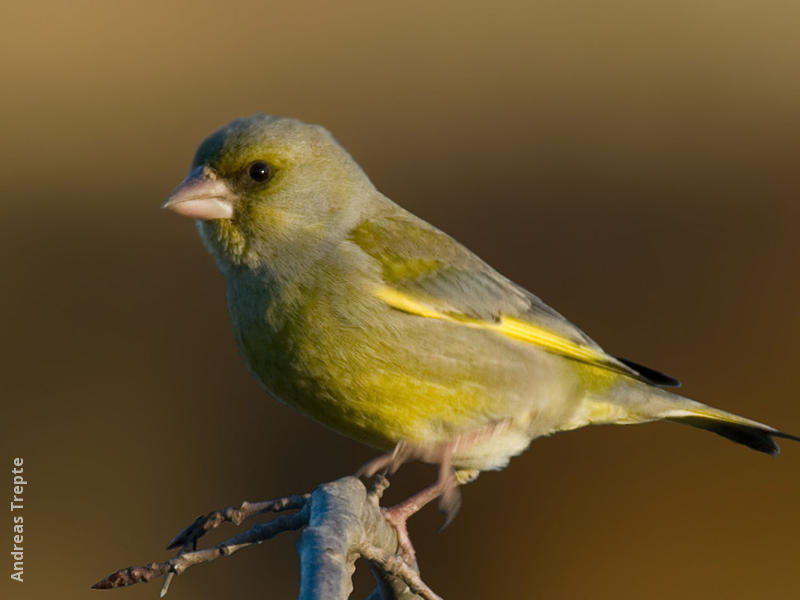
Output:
[{"xmin": 247, "ymin": 161, "xmax": 271, "ymax": 182}]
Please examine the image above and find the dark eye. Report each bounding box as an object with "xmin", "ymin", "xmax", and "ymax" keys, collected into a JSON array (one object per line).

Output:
[{"xmin": 247, "ymin": 161, "xmax": 271, "ymax": 182}]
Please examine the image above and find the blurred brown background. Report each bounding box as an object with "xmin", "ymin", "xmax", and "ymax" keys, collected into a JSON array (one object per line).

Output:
[{"xmin": 2, "ymin": 1, "xmax": 799, "ymax": 598}]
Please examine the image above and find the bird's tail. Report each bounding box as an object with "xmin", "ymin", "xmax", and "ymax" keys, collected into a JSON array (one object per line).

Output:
[
  {"xmin": 665, "ymin": 408, "xmax": 800, "ymax": 456},
  {"xmin": 651, "ymin": 390, "xmax": 800, "ymax": 456},
  {"xmin": 581, "ymin": 384, "xmax": 800, "ymax": 456}
]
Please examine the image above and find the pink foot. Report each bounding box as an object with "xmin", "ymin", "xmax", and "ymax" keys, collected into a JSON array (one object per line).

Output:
[
  {"xmin": 380, "ymin": 468, "xmax": 460, "ymax": 563},
  {"xmin": 382, "ymin": 505, "xmax": 418, "ymax": 564}
]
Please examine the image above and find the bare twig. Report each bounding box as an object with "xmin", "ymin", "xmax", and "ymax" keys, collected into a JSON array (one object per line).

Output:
[
  {"xmin": 165, "ymin": 493, "xmax": 310, "ymax": 549},
  {"xmin": 359, "ymin": 542, "xmax": 442, "ymax": 600},
  {"xmin": 92, "ymin": 508, "xmax": 309, "ymax": 592},
  {"xmin": 92, "ymin": 476, "xmax": 438, "ymax": 600}
]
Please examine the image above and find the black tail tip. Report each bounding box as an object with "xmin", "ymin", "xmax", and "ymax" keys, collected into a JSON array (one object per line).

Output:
[{"xmin": 668, "ymin": 416, "xmax": 800, "ymax": 456}]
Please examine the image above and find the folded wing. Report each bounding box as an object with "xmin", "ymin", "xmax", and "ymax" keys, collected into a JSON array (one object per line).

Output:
[{"xmin": 349, "ymin": 211, "xmax": 679, "ymax": 388}]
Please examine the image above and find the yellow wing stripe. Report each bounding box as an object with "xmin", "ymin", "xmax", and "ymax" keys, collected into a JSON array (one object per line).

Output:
[
  {"xmin": 374, "ymin": 286, "xmax": 444, "ymax": 320},
  {"xmin": 375, "ymin": 286, "xmax": 615, "ymax": 368},
  {"xmin": 498, "ymin": 315, "xmax": 603, "ymax": 363}
]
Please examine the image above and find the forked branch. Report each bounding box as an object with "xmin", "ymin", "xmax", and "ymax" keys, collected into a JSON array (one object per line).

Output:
[{"xmin": 92, "ymin": 476, "xmax": 440, "ymax": 600}]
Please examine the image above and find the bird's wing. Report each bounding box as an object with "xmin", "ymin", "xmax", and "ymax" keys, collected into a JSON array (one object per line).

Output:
[{"xmin": 349, "ymin": 212, "xmax": 679, "ymax": 387}]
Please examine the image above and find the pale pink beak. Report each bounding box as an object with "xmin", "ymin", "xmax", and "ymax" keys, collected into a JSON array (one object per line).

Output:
[{"xmin": 162, "ymin": 166, "xmax": 235, "ymax": 220}]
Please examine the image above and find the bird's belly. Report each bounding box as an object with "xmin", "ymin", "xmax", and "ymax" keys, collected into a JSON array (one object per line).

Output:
[{"xmin": 233, "ymin": 300, "xmax": 590, "ymax": 464}]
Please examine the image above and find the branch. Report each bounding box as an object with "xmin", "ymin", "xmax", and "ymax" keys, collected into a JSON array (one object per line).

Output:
[
  {"xmin": 359, "ymin": 542, "xmax": 441, "ymax": 600},
  {"xmin": 92, "ymin": 508, "xmax": 309, "ymax": 594},
  {"xmin": 92, "ymin": 476, "xmax": 440, "ymax": 600},
  {"xmin": 165, "ymin": 493, "xmax": 310, "ymax": 550}
]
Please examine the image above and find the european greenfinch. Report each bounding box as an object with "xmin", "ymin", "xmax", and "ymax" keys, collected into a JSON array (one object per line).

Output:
[{"xmin": 163, "ymin": 115, "xmax": 796, "ymax": 555}]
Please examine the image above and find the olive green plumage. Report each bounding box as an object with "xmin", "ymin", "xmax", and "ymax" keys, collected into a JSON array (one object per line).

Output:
[{"xmin": 164, "ymin": 114, "xmax": 797, "ymax": 474}]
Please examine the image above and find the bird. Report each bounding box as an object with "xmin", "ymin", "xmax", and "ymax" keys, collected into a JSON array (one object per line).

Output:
[{"xmin": 163, "ymin": 114, "xmax": 797, "ymax": 560}]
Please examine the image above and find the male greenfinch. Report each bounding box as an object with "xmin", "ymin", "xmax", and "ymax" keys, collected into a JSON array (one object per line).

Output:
[{"xmin": 163, "ymin": 115, "xmax": 796, "ymax": 557}]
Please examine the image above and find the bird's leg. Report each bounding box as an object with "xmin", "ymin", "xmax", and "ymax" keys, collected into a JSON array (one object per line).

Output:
[
  {"xmin": 381, "ymin": 447, "xmax": 459, "ymax": 565},
  {"xmin": 358, "ymin": 421, "xmax": 511, "ymax": 562},
  {"xmin": 356, "ymin": 440, "xmax": 412, "ymax": 479}
]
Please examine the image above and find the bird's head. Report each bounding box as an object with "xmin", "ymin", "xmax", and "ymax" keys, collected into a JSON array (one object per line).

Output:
[{"xmin": 164, "ymin": 115, "xmax": 374, "ymax": 272}]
